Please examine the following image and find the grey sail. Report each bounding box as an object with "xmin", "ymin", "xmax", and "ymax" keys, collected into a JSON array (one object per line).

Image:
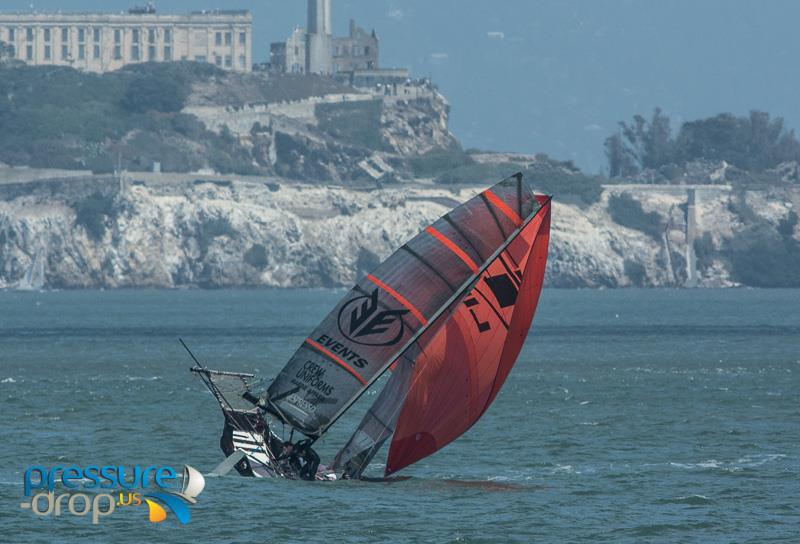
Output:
[
  {"xmin": 330, "ymin": 354, "xmax": 415, "ymax": 478},
  {"xmin": 265, "ymin": 174, "xmax": 540, "ymax": 437}
]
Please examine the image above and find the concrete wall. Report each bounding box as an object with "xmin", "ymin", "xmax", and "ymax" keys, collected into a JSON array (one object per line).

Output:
[{"xmin": 184, "ymin": 92, "xmax": 374, "ymax": 134}]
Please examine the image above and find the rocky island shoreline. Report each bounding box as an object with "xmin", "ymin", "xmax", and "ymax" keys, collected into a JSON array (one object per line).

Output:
[{"xmin": 0, "ymin": 64, "xmax": 798, "ymax": 289}]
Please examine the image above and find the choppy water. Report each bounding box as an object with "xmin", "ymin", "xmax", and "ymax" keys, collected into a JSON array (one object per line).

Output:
[{"xmin": 1, "ymin": 289, "xmax": 798, "ymax": 543}]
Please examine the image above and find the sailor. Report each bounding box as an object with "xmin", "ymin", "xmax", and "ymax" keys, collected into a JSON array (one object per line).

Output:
[
  {"xmin": 278, "ymin": 440, "xmax": 320, "ymax": 480},
  {"xmin": 294, "ymin": 440, "xmax": 321, "ymax": 481},
  {"xmin": 278, "ymin": 441, "xmax": 303, "ymax": 476}
]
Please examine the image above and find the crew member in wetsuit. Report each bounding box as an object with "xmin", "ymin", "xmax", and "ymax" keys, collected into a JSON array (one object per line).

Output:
[
  {"xmin": 278, "ymin": 441, "xmax": 301, "ymax": 475},
  {"xmin": 278, "ymin": 440, "xmax": 320, "ymax": 480},
  {"xmin": 294, "ymin": 439, "xmax": 321, "ymax": 481}
]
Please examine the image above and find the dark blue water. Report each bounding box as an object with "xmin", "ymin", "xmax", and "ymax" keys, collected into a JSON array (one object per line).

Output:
[{"xmin": 1, "ymin": 289, "xmax": 798, "ymax": 542}]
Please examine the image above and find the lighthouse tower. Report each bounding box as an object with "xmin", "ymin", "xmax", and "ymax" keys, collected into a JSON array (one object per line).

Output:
[{"xmin": 306, "ymin": 0, "xmax": 332, "ymax": 74}]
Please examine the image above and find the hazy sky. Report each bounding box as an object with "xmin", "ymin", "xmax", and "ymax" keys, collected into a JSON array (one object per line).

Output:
[{"xmin": 4, "ymin": 1, "xmax": 799, "ymax": 172}]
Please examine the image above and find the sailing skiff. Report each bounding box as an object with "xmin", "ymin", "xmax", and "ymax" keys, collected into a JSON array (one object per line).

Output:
[{"xmin": 189, "ymin": 173, "xmax": 551, "ymax": 480}]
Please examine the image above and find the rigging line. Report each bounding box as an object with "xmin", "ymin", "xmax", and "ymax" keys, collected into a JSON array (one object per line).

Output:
[
  {"xmin": 185, "ymin": 359, "xmax": 286, "ymax": 475},
  {"xmin": 317, "ymin": 198, "xmax": 547, "ymax": 439},
  {"xmin": 192, "ymin": 367, "xmax": 286, "ymax": 476},
  {"xmin": 366, "ymin": 406, "xmax": 394, "ymax": 433}
]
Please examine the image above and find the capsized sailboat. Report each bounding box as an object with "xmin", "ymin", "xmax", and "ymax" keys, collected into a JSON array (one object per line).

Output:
[{"xmin": 190, "ymin": 173, "xmax": 551, "ymax": 480}]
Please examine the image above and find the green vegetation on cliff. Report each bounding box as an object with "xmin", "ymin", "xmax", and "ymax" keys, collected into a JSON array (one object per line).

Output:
[
  {"xmin": 0, "ymin": 62, "xmax": 263, "ymax": 174},
  {"xmin": 605, "ymin": 108, "xmax": 800, "ymax": 180},
  {"xmin": 608, "ymin": 193, "xmax": 663, "ymax": 240},
  {"xmin": 316, "ymin": 99, "xmax": 387, "ymax": 151}
]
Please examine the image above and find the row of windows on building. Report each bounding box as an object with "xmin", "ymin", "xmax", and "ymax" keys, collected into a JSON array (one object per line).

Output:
[
  {"xmin": 332, "ymin": 44, "xmax": 371, "ymax": 57},
  {"xmin": 286, "ymin": 44, "xmax": 372, "ymax": 58},
  {"xmin": 287, "ymin": 60, "xmax": 376, "ymax": 74},
  {"xmin": 4, "ymin": 26, "xmax": 246, "ymax": 65},
  {"xmin": 214, "ymin": 30, "xmax": 246, "ymax": 47},
  {"xmin": 6, "ymin": 26, "xmax": 176, "ymax": 44},
  {"xmin": 203, "ymin": 53, "xmax": 247, "ymax": 69}
]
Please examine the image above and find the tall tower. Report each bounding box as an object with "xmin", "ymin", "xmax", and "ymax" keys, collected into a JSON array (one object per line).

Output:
[{"xmin": 306, "ymin": 0, "xmax": 332, "ymax": 74}]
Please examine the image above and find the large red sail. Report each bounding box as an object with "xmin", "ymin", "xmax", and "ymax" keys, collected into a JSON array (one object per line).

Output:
[
  {"xmin": 385, "ymin": 197, "xmax": 551, "ymax": 475},
  {"xmin": 267, "ymin": 174, "xmax": 540, "ymax": 438}
]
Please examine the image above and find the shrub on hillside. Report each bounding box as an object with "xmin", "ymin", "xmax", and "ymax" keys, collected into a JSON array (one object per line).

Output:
[
  {"xmin": 624, "ymin": 259, "xmax": 647, "ymax": 286},
  {"xmin": 74, "ymin": 192, "xmax": 117, "ymax": 241},
  {"xmin": 120, "ymin": 76, "xmax": 189, "ymax": 113},
  {"xmin": 316, "ymin": 100, "xmax": 387, "ymax": 150},
  {"xmin": 725, "ymin": 223, "xmax": 800, "ymax": 287},
  {"xmin": 693, "ymin": 232, "xmax": 716, "ymax": 274},
  {"xmin": 244, "ymin": 244, "xmax": 269, "ymax": 269},
  {"xmin": 409, "ymin": 149, "xmax": 473, "ymax": 178},
  {"xmin": 608, "ymin": 193, "xmax": 663, "ymax": 240},
  {"xmin": 524, "ymin": 168, "xmax": 603, "ymax": 205},
  {"xmin": 434, "ymin": 162, "xmax": 519, "ymax": 185}
]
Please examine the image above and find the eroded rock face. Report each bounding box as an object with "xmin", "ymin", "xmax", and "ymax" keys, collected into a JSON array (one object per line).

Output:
[
  {"xmin": 184, "ymin": 91, "xmax": 458, "ymax": 182},
  {"xmin": 0, "ymin": 178, "xmax": 797, "ymax": 289}
]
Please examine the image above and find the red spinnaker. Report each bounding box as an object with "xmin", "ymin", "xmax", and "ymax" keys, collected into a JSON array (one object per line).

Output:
[{"xmin": 385, "ymin": 198, "xmax": 551, "ymax": 475}]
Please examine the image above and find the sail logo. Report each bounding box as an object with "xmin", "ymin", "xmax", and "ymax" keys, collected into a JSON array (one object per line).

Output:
[
  {"xmin": 295, "ymin": 360, "xmax": 334, "ymax": 396},
  {"xmin": 20, "ymin": 464, "xmax": 204, "ymax": 525},
  {"xmin": 338, "ymin": 288, "xmax": 409, "ymax": 346}
]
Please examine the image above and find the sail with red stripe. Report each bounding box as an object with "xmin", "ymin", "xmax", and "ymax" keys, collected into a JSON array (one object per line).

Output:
[
  {"xmin": 266, "ymin": 174, "xmax": 545, "ymax": 440},
  {"xmin": 385, "ymin": 195, "xmax": 550, "ymax": 475},
  {"xmin": 332, "ymin": 188, "xmax": 551, "ymax": 477}
]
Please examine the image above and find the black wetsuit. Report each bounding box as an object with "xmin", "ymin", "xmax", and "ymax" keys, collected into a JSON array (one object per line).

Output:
[
  {"xmin": 278, "ymin": 441, "xmax": 320, "ymax": 480},
  {"xmin": 295, "ymin": 441, "xmax": 320, "ymax": 480}
]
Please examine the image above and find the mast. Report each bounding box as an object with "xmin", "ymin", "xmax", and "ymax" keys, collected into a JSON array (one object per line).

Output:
[
  {"xmin": 317, "ymin": 191, "xmax": 550, "ymax": 439},
  {"xmin": 265, "ymin": 173, "xmax": 542, "ymax": 440}
]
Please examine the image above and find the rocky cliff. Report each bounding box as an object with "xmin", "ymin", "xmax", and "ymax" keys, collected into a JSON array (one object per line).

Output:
[
  {"xmin": 0, "ymin": 64, "xmax": 457, "ymax": 182},
  {"xmin": 1, "ymin": 175, "xmax": 797, "ymax": 289}
]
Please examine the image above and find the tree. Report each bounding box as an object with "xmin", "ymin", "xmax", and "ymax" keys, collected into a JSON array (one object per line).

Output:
[
  {"xmin": 604, "ymin": 132, "xmax": 638, "ymax": 178},
  {"xmin": 674, "ymin": 111, "xmax": 800, "ymax": 171},
  {"xmin": 618, "ymin": 107, "xmax": 674, "ymax": 170},
  {"xmin": 119, "ymin": 74, "xmax": 189, "ymax": 113},
  {"xmin": 608, "ymin": 108, "xmax": 800, "ymax": 177}
]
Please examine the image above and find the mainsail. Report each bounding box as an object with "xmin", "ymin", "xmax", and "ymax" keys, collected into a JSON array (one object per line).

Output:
[
  {"xmin": 333, "ymin": 185, "xmax": 551, "ymax": 477},
  {"xmin": 266, "ymin": 174, "xmax": 545, "ymax": 442}
]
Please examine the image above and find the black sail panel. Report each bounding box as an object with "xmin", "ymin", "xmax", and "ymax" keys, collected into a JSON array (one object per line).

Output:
[{"xmin": 266, "ymin": 174, "xmax": 540, "ymax": 436}]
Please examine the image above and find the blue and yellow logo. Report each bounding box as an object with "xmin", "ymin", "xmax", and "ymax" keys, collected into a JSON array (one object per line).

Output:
[{"xmin": 21, "ymin": 464, "xmax": 205, "ymax": 525}]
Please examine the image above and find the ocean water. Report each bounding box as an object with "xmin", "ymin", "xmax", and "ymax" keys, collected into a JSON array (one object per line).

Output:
[{"xmin": 1, "ymin": 288, "xmax": 798, "ymax": 543}]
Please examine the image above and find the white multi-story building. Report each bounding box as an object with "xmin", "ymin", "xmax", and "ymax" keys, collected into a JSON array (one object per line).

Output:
[{"xmin": 0, "ymin": 7, "xmax": 252, "ymax": 73}]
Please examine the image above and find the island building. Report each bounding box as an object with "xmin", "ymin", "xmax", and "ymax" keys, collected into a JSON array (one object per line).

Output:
[
  {"xmin": 269, "ymin": 0, "xmax": 408, "ymax": 88},
  {"xmin": 0, "ymin": 3, "xmax": 252, "ymax": 73}
]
